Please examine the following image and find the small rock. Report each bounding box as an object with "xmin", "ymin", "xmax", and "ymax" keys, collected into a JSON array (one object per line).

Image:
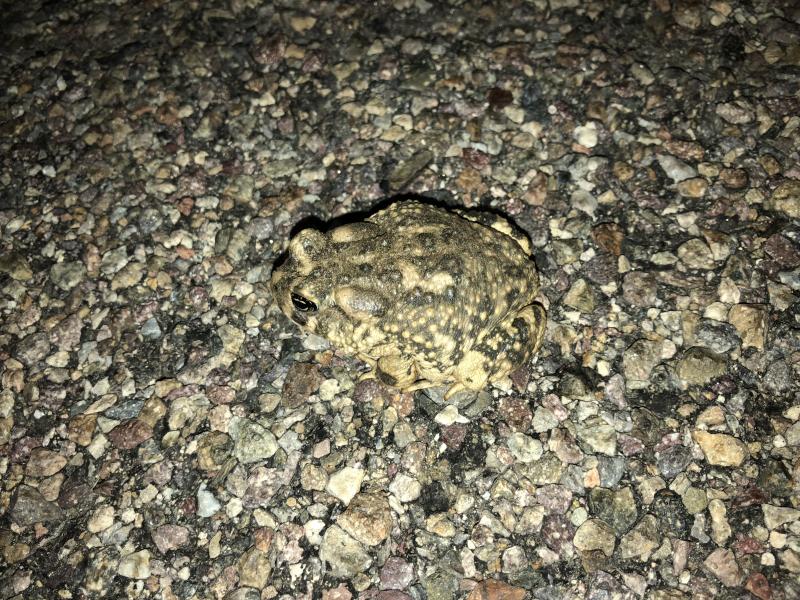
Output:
[
  {"xmin": 703, "ymin": 548, "xmax": 742, "ymax": 587},
  {"xmin": 709, "ymin": 499, "xmax": 731, "ymax": 544},
  {"xmin": 762, "ymin": 504, "xmax": 800, "ymax": 530},
  {"xmin": 320, "ymin": 525, "xmax": 372, "ymax": 578},
  {"xmin": 10, "ymin": 485, "xmax": 64, "ymax": 526},
  {"xmin": 16, "ymin": 332, "xmax": 51, "ymax": 366},
  {"xmin": 238, "ymin": 546, "xmax": 272, "ymax": 589},
  {"xmin": 141, "ymin": 317, "xmax": 162, "ymax": 339},
  {"xmin": 589, "ymin": 487, "xmax": 638, "ymax": 534},
  {"xmin": 563, "ymin": 278, "xmax": 596, "ymax": 312},
  {"xmin": 719, "ymin": 167, "xmax": 748, "ymax": 189},
  {"xmin": 576, "ymin": 415, "xmax": 617, "ymax": 456},
  {"xmin": 0, "ymin": 252, "xmax": 33, "ymax": 280},
  {"xmin": 716, "ymin": 101, "xmax": 753, "ymax": 124},
  {"xmin": 573, "ymin": 519, "xmax": 615, "ymax": 556},
  {"xmin": 230, "ymin": 417, "xmax": 278, "ymax": 464},
  {"xmin": 623, "ymin": 338, "xmax": 664, "ymax": 385},
  {"xmin": 466, "ymin": 580, "xmax": 526, "ymax": 600},
  {"xmin": 665, "ymin": 139, "xmax": 704, "ymax": 161},
  {"xmin": 727, "ymin": 304, "xmax": 768, "ymax": 350},
  {"xmin": 50, "ymin": 261, "xmax": 86, "ymax": 290},
  {"xmin": 657, "ymin": 445, "xmax": 692, "ymax": 480},
  {"xmin": 532, "ymin": 407, "xmax": 559, "ymax": 432},
  {"xmin": 386, "ymin": 150, "xmax": 434, "ymax": 191},
  {"xmin": 656, "ymin": 154, "xmax": 697, "ymax": 182},
  {"xmin": 692, "ymin": 430, "xmax": 747, "ymax": 466},
  {"xmin": 573, "ymin": 122, "xmax": 598, "ymax": 148},
  {"xmin": 327, "ymin": 466, "xmax": 365, "ymax": 505},
  {"xmin": 282, "ymin": 362, "xmax": 324, "ymax": 409},
  {"xmin": 766, "ymin": 180, "xmax": 800, "ymax": 218},
  {"xmin": 25, "ymin": 448, "xmax": 67, "ymax": 478},
  {"xmin": 118, "ymin": 550, "xmax": 151, "ymax": 579},
  {"xmin": 681, "ymin": 487, "xmax": 708, "ymax": 514},
  {"xmin": 434, "ymin": 404, "xmax": 468, "ymax": 426},
  {"xmin": 622, "ymin": 271, "xmax": 657, "ymax": 307},
  {"xmin": 152, "ymin": 524, "xmax": 190, "ymax": 553},
  {"xmin": 677, "ymin": 239, "xmax": 715, "ymax": 269},
  {"xmin": 380, "ymin": 556, "xmax": 414, "ymax": 590},
  {"xmin": 744, "ymin": 572, "xmax": 771, "ymax": 600},
  {"xmin": 389, "ymin": 473, "xmax": 421, "ymax": 503},
  {"xmin": 618, "ymin": 515, "xmax": 660, "ymax": 561},
  {"xmin": 87, "ymin": 505, "xmax": 115, "ymax": 533},
  {"xmin": 502, "ymin": 545, "xmax": 528, "ymax": 572},
  {"xmin": 197, "ymin": 487, "xmax": 221, "ymax": 517},
  {"xmin": 675, "ymin": 347, "xmax": 727, "ymax": 386},
  {"xmin": 506, "ymin": 432, "xmax": 543, "ymax": 463},
  {"xmin": 677, "ymin": 177, "xmax": 708, "ymax": 198},
  {"xmin": 337, "ymin": 493, "xmax": 393, "ymax": 546},
  {"xmin": 107, "ymin": 419, "xmax": 153, "ymax": 450}
]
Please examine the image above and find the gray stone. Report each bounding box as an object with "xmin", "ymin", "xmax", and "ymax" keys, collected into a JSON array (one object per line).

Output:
[
  {"xmin": 675, "ymin": 347, "xmax": 726, "ymax": 386},
  {"xmin": 10, "ymin": 485, "xmax": 64, "ymax": 526},
  {"xmin": 573, "ymin": 518, "xmax": 615, "ymax": 556},
  {"xmin": 50, "ymin": 261, "xmax": 86, "ymax": 290},
  {"xmin": 230, "ymin": 417, "xmax": 279, "ymax": 464},
  {"xmin": 320, "ymin": 525, "xmax": 372, "ymax": 578},
  {"xmin": 589, "ymin": 487, "xmax": 638, "ymax": 534},
  {"xmin": 576, "ymin": 415, "xmax": 617, "ymax": 456},
  {"xmin": 619, "ymin": 514, "xmax": 660, "ymax": 561}
]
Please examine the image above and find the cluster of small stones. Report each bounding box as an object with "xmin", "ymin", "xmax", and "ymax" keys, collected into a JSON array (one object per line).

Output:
[{"xmin": 1, "ymin": 0, "xmax": 799, "ymax": 599}]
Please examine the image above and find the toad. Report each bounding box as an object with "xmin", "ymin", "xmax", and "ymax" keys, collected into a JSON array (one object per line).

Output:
[{"xmin": 271, "ymin": 200, "xmax": 546, "ymax": 398}]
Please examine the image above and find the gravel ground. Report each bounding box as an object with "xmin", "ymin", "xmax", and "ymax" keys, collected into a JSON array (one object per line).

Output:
[{"xmin": 2, "ymin": 0, "xmax": 799, "ymax": 598}]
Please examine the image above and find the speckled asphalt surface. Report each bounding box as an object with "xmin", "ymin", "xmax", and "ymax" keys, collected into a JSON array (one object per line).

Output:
[{"xmin": 1, "ymin": 1, "xmax": 799, "ymax": 599}]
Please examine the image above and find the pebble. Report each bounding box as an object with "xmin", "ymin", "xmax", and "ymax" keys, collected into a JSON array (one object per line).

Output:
[
  {"xmin": 676, "ymin": 347, "xmax": 727, "ymax": 386},
  {"xmin": 703, "ymin": 548, "xmax": 742, "ymax": 587},
  {"xmin": 152, "ymin": 524, "xmax": 190, "ymax": 553},
  {"xmin": 573, "ymin": 122, "xmax": 599, "ymax": 148},
  {"xmin": 727, "ymin": 304, "xmax": 768, "ymax": 350},
  {"xmin": 618, "ymin": 515, "xmax": 660, "ymax": 561},
  {"xmin": 117, "ymin": 550, "xmax": 151, "ymax": 579},
  {"xmin": 229, "ymin": 417, "xmax": 279, "ymax": 464},
  {"xmin": 677, "ymin": 239, "xmax": 715, "ymax": 269},
  {"xmin": 466, "ymin": 581, "xmax": 526, "ymax": 600},
  {"xmin": 589, "ymin": 487, "xmax": 638, "ymax": 533},
  {"xmin": 320, "ymin": 525, "xmax": 372, "ymax": 578},
  {"xmin": 326, "ymin": 467, "xmax": 365, "ymax": 505},
  {"xmin": 576, "ymin": 416, "xmax": 617, "ymax": 456},
  {"xmin": 87, "ymin": 505, "xmax": 115, "ymax": 533},
  {"xmin": 656, "ymin": 154, "xmax": 697, "ymax": 182},
  {"xmin": 197, "ymin": 487, "xmax": 221, "ymax": 518},
  {"xmin": 25, "ymin": 448, "xmax": 67, "ymax": 477},
  {"xmin": 389, "ymin": 474, "xmax": 421, "ymax": 503},
  {"xmin": 10, "ymin": 485, "xmax": 64, "ymax": 526},
  {"xmin": 380, "ymin": 557, "xmax": 414, "ymax": 590},
  {"xmin": 337, "ymin": 493, "xmax": 393, "ymax": 546},
  {"xmin": 693, "ymin": 430, "xmax": 748, "ymax": 466},
  {"xmin": 573, "ymin": 518, "xmax": 616, "ymax": 556},
  {"xmin": 238, "ymin": 546, "xmax": 272, "ymax": 588},
  {"xmin": 506, "ymin": 432, "xmax": 543, "ymax": 463},
  {"xmin": 762, "ymin": 504, "xmax": 800, "ymax": 530},
  {"xmin": 766, "ymin": 180, "xmax": 800, "ymax": 218}
]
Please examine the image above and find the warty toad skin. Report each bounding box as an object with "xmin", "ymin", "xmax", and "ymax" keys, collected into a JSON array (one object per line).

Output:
[{"xmin": 271, "ymin": 200, "xmax": 546, "ymax": 398}]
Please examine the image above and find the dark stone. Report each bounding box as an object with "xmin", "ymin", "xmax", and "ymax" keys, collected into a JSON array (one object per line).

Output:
[
  {"xmin": 419, "ymin": 482, "xmax": 449, "ymax": 515},
  {"xmin": 651, "ymin": 491, "xmax": 690, "ymax": 538}
]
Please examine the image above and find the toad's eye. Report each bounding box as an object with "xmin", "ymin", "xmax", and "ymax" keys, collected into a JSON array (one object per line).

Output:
[{"xmin": 291, "ymin": 292, "xmax": 317, "ymax": 313}]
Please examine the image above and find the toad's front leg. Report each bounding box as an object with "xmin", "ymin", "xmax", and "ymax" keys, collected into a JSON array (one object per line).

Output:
[{"xmin": 373, "ymin": 354, "xmax": 418, "ymax": 389}]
